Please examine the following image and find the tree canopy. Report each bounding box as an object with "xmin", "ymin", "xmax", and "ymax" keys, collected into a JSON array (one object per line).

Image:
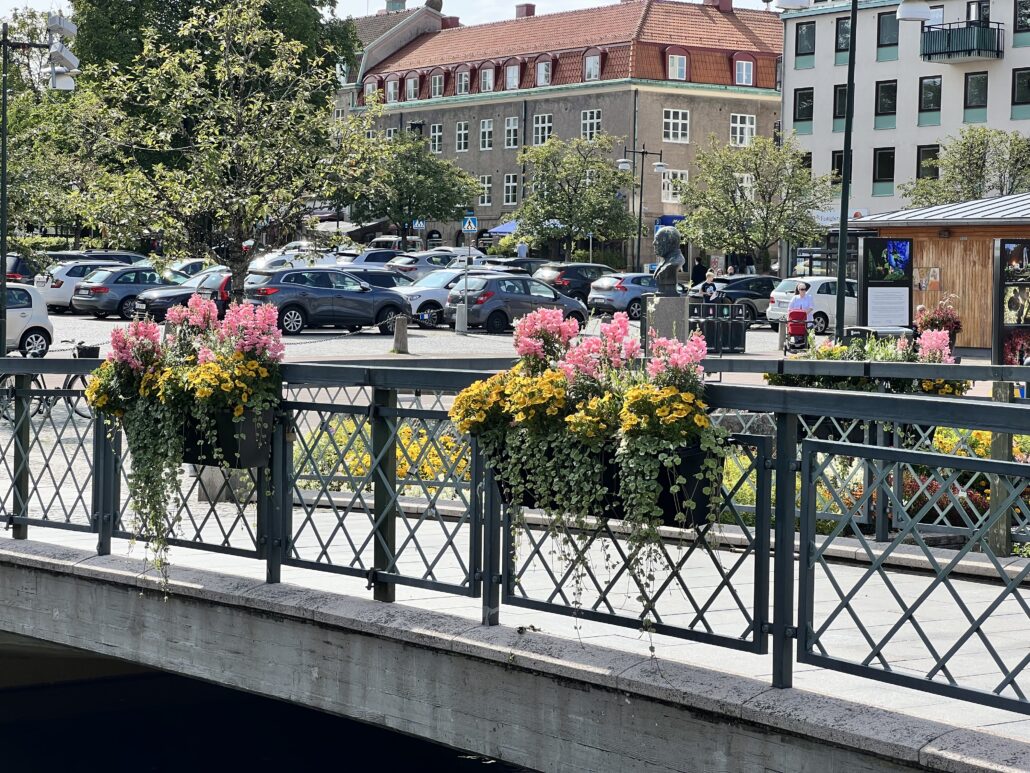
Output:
[
  {"xmin": 898, "ymin": 126, "xmax": 1030, "ymax": 207},
  {"xmin": 676, "ymin": 135, "xmax": 833, "ymax": 271},
  {"xmin": 514, "ymin": 133, "xmax": 636, "ymax": 257}
]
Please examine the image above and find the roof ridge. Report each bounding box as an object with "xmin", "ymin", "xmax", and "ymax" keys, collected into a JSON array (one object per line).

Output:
[{"xmin": 426, "ymin": 0, "xmax": 646, "ymax": 35}]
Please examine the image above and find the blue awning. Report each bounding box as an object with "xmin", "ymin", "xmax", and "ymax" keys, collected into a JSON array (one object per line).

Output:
[{"xmin": 489, "ymin": 220, "xmax": 518, "ymax": 235}]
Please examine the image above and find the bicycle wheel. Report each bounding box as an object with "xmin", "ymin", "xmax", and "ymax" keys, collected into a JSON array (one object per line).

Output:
[
  {"xmin": 64, "ymin": 374, "xmax": 93, "ymax": 419},
  {"xmin": 0, "ymin": 374, "xmax": 46, "ymax": 421}
]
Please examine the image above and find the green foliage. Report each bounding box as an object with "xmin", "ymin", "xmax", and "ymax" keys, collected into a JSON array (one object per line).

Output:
[
  {"xmin": 677, "ymin": 135, "xmax": 833, "ymax": 272},
  {"xmin": 898, "ymin": 126, "xmax": 1030, "ymax": 207},
  {"xmin": 515, "ymin": 133, "xmax": 636, "ymax": 257}
]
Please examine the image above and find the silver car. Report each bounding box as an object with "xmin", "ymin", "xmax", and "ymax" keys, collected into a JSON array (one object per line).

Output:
[
  {"xmin": 444, "ymin": 274, "xmax": 587, "ymax": 334},
  {"xmin": 395, "ymin": 268, "xmax": 498, "ymax": 327},
  {"xmin": 386, "ymin": 251, "xmax": 453, "ymax": 280},
  {"xmin": 588, "ymin": 273, "xmax": 657, "ymax": 321}
]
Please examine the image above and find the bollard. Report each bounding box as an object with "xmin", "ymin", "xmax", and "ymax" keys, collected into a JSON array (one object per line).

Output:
[
  {"xmin": 392, "ymin": 314, "xmax": 409, "ymax": 354},
  {"xmin": 455, "ymin": 303, "xmax": 468, "ymax": 336},
  {"xmin": 987, "ymin": 382, "xmax": 1014, "ymax": 557}
]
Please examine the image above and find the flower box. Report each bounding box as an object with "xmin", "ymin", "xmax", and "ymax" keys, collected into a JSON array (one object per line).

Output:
[{"xmin": 183, "ymin": 408, "xmax": 273, "ymax": 469}]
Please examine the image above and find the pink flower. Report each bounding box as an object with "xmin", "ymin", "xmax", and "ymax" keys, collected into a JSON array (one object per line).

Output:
[
  {"xmin": 197, "ymin": 346, "xmax": 216, "ymax": 365},
  {"xmin": 557, "ymin": 312, "xmax": 642, "ymax": 380},
  {"xmin": 220, "ymin": 302, "xmax": 284, "ymax": 362},
  {"xmin": 107, "ymin": 319, "xmax": 162, "ymax": 373},
  {"xmin": 916, "ymin": 329, "xmax": 954, "ymax": 364},
  {"xmin": 647, "ymin": 331, "xmax": 707, "ymax": 379},
  {"xmin": 513, "ymin": 308, "xmax": 579, "ymax": 365}
]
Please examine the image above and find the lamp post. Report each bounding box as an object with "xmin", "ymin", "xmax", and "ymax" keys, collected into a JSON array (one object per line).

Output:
[{"xmin": 617, "ymin": 146, "xmax": 667, "ymax": 272}]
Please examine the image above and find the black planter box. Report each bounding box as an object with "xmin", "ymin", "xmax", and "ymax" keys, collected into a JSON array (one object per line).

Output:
[{"xmin": 183, "ymin": 408, "xmax": 272, "ymax": 469}]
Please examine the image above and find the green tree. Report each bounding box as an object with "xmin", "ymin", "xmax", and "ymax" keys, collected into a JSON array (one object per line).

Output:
[
  {"xmin": 348, "ymin": 129, "xmax": 479, "ymax": 247},
  {"xmin": 514, "ymin": 133, "xmax": 636, "ymax": 258},
  {"xmin": 899, "ymin": 126, "xmax": 1030, "ymax": 207},
  {"xmin": 94, "ymin": 0, "xmax": 378, "ymax": 294},
  {"xmin": 677, "ymin": 135, "xmax": 833, "ymax": 272}
]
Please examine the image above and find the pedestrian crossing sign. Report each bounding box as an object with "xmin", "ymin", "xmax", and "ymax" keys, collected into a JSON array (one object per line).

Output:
[
  {"xmin": 412, "ymin": 219, "xmax": 426, "ymax": 231},
  {"xmin": 462, "ymin": 216, "xmax": 478, "ymax": 233}
]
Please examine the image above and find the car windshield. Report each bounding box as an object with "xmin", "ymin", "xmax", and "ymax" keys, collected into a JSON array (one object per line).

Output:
[
  {"xmin": 245, "ymin": 274, "xmax": 272, "ymax": 288},
  {"xmin": 774, "ymin": 280, "xmax": 800, "ymax": 294},
  {"xmin": 389, "ymin": 257, "xmax": 418, "ymax": 266},
  {"xmin": 453, "ymin": 277, "xmax": 488, "ymax": 292},
  {"xmin": 412, "ymin": 271, "xmax": 460, "ymax": 288},
  {"xmin": 593, "ymin": 276, "xmax": 620, "ymax": 290},
  {"xmin": 163, "ymin": 269, "xmax": 190, "ymax": 285},
  {"xmin": 170, "ymin": 259, "xmax": 198, "ymax": 272},
  {"xmin": 84, "ymin": 269, "xmax": 114, "ymax": 283}
]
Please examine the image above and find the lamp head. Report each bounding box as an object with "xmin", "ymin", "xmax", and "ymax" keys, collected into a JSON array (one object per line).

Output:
[
  {"xmin": 652, "ymin": 160, "xmax": 668, "ymax": 174},
  {"xmin": 896, "ymin": 0, "xmax": 933, "ymax": 22},
  {"xmin": 616, "ymin": 158, "xmax": 631, "ymax": 171},
  {"xmin": 775, "ymin": 0, "xmax": 812, "ymax": 10}
]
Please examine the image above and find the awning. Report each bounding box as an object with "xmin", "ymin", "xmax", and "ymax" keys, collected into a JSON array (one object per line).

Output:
[{"xmin": 489, "ymin": 220, "xmax": 518, "ymax": 235}]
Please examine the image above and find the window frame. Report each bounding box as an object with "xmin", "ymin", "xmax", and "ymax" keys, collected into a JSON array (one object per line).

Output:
[
  {"xmin": 873, "ymin": 147, "xmax": 896, "ymax": 183},
  {"xmin": 385, "ymin": 79, "xmax": 399, "ymax": 103},
  {"xmin": 584, "ymin": 54, "xmax": 601, "ymax": 82},
  {"xmin": 532, "ymin": 113, "xmax": 553, "ymax": 145},
  {"xmin": 660, "ymin": 169, "xmax": 688, "ymax": 204},
  {"xmin": 831, "ymin": 149, "xmax": 846, "ymax": 181},
  {"xmin": 1014, "ymin": 68, "xmax": 1030, "ymax": 105},
  {"xmin": 504, "ymin": 116, "xmax": 519, "ymax": 148},
  {"xmin": 456, "ymin": 70, "xmax": 471, "ymax": 95},
  {"xmin": 536, "ymin": 59, "xmax": 551, "ymax": 87},
  {"xmin": 919, "ymin": 75, "xmax": 942, "ymax": 112},
  {"xmin": 480, "ymin": 119, "xmax": 494, "ymax": 150},
  {"xmin": 480, "ymin": 67, "xmax": 494, "ymax": 93},
  {"xmin": 455, "ymin": 120, "xmax": 469, "ymax": 152},
  {"xmin": 479, "ymin": 175, "xmax": 493, "ymax": 206},
  {"xmin": 405, "ymin": 76, "xmax": 419, "ymax": 101},
  {"xmin": 729, "ymin": 113, "xmax": 756, "ymax": 147},
  {"xmin": 793, "ymin": 87, "xmax": 814, "ymax": 122},
  {"xmin": 833, "ymin": 84, "xmax": 848, "ymax": 119},
  {"xmin": 835, "ymin": 17, "xmax": 851, "ymax": 52},
  {"xmin": 877, "ymin": 11, "xmax": 899, "ymax": 47},
  {"xmin": 580, "ymin": 109, "xmax": 602, "ymax": 140},
  {"xmin": 505, "ymin": 63, "xmax": 520, "ymax": 90},
  {"xmin": 662, "ymin": 108, "xmax": 690, "ymax": 143},
  {"xmin": 503, "ymin": 173, "xmax": 519, "ymax": 206},
  {"xmin": 916, "ymin": 144, "xmax": 940, "ymax": 179},
  {"xmin": 875, "ymin": 79, "xmax": 898, "ymax": 116},
  {"xmin": 430, "ymin": 73, "xmax": 444, "ymax": 98},
  {"xmin": 795, "ymin": 21, "xmax": 816, "ymax": 55},
  {"xmin": 965, "ymin": 71, "xmax": 988, "ymax": 108},
  {"xmin": 668, "ymin": 54, "xmax": 688, "ymax": 81},
  {"xmin": 429, "ymin": 123, "xmax": 443, "ymax": 154},
  {"xmin": 1017, "ymin": 0, "xmax": 1030, "ymax": 32},
  {"xmin": 735, "ymin": 59, "xmax": 753, "ymax": 86}
]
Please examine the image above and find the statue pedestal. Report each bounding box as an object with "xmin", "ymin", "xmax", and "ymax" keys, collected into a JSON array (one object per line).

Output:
[{"xmin": 647, "ymin": 295, "xmax": 692, "ymax": 343}]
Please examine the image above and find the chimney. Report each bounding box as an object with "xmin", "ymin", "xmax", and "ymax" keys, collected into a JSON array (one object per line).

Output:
[
  {"xmin": 704, "ymin": 0, "xmax": 734, "ymax": 11},
  {"xmin": 386, "ymin": 0, "xmax": 406, "ymax": 11},
  {"xmin": 516, "ymin": 3, "xmax": 536, "ymax": 17},
  {"xmin": 441, "ymin": 15, "xmax": 460, "ymax": 28}
]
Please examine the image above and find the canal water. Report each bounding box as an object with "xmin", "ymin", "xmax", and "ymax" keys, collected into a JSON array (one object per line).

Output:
[{"xmin": 0, "ymin": 672, "xmax": 535, "ymax": 771}]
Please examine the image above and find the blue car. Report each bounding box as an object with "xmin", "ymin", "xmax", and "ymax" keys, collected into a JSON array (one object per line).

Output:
[{"xmin": 587, "ymin": 273, "xmax": 658, "ymax": 321}]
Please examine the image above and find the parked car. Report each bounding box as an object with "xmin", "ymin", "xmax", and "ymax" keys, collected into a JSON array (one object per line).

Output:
[
  {"xmin": 136, "ymin": 267, "xmax": 229, "ymax": 321},
  {"xmin": 248, "ymin": 250, "xmax": 334, "ymax": 272},
  {"xmin": 243, "ymin": 267, "xmax": 409, "ymax": 335},
  {"xmin": 444, "ymin": 274, "xmax": 587, "ymax": 334},
  {"xmin": 431, "ymin": 245, "xmax": 486, "ymax": 258},
  {"xmin": 394, "ymin": 268, "xmax": 499, "ymax": 327},
  {"xmin": 45, "ymin": 250, "xmax": 88, "ymax": 264},
  {"xmin": 4, "ymin": 285, "xmax": 52, "ymax": 356},
  {"xmin": 72, "ymin": 265, "xmax": 176, "ymax": 320},
  {"xmin": 169, "ymin": 258, "xmax": 214, "ymax": 277},
  {"xmin": 445, "ymin": 255, "xmax": 492, "ymax": 269},
  {"xmin": 588, "ymin": 273, "xmax": 657, "ymax": 320},
  {"xmin": 687, "ymin": 275, "xmax": 778, "ymax": 325},
  {"xmin": 767, "ymin": 276, "xmax": 858, "ymax": 334},
  {"xmin": 337, "ymin": 248, "xmax": 405, "ymax": 266},
  {"xmin": 5, "ymin": 253, "xmax": 46, "ymax": 284},
  {"xmin": 533, "ymin": 262, "xmax": 615, "ymax": 304},
  {"xmin": 194, "ymin": 269, "xmax": 237, "ymax": 317},
  {"xmin": 81, "ymin": 249, "xmax": 150, "ymax": 264},
  {"xmin": 386, "ymin": 251, "xmax": 453, "ymax": 280},
  {"xmin": 34, "ymin": 259, "xmax": 126, "ymax": 313},
  {"xmin": 481, "ymin": 256, "xmax": 549, "ymax": 275},
  {"xmin": 334, "ymin": 266, "xmax": 414, "ymax": 289},
  {"xmin": 367, "ymin": 235, "xmax": 423, "ymax": 252}
]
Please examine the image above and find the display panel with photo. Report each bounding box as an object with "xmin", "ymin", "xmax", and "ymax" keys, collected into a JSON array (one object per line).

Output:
[
  {"xmin": 865, "ymin": 238, "xmax": 912, "ymax": 283},
  {"xmin": 1002, "ymin": 240, "xmax": 1030, "ymax": 282}
]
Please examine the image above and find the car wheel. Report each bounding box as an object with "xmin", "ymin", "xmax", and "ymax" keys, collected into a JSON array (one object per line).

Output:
[
  {"xmin": 19, "ymin": 328, "xmax": 50, "ymax": 358},
  {"xmin": 626, "ymin": 299, "xmax": 643, "ymax": 321},
  {"xmin": 416, "ymin": 302, "xmax": 442, "ymax": 328},
  {"xmin": 485, "ymin": 310, "xmax": 508, "ymax": 334},
  {"xmin": 278, "ymin": 306, "xmax": 306, "ymax": 335},
  {"xmin": 118, "ymin": 296, "xmax": 137, "ymax": 320},
  {"xmin": 92, "ymin": 311, "xmax": 109, "ymax": 320},
  {"xmin": 813, "ymin": 312, "xmax": 829, "ymax": 335},
  {"xmin": 567, "ymin": 311, "xmax": 586, "ymax": 330},
  {"xmin": 377, "ymin": 306, "xmax": 402, "ymax": 335},
  {"xmin": 738, "ymin": 302, "xmax": 757, "ymax": 325}
]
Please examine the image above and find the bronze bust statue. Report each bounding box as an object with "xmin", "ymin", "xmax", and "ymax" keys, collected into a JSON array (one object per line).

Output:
[{"xmin": 653, "ymin": 226, "xmax": 685, "ymax": 297}]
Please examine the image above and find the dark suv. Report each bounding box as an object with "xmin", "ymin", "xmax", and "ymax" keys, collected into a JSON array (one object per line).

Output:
[
  {"xmin": 533, "ymin": 262, "xmax": 615, "ymax": 303},
  {"xmin": 244, "ymin": 267, "xmax": 409, "ymax": 335},
  {"xmin": 5, "ymin": 253, "xmax": 45, "ymax": 284}
]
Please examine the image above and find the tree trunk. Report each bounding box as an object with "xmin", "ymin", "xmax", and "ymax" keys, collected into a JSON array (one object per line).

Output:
[
  {"xmin": 757, "ymin": 245, "xmax": 771, "ymax": 273},
  {"xmin": 226, "ymin": 221, "xmax": 249, "ymax": 304}
]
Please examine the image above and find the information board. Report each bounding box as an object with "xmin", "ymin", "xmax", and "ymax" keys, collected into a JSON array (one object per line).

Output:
[{"xmin": 858, "ymin": 237, "xmax": 913, "ymax": 329}]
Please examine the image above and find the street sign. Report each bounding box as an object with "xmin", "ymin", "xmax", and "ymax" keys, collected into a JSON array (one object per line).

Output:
[
  {"xmin": 462, "ymin": 216, "xmax": 478, "ymax": 233},
  {"xmin": 412, "ymin": 219, "xmax": 426, "ymax": 231}
]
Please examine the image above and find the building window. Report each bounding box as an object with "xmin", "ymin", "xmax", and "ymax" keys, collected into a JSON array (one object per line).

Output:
[
  {"xmin": 916, "ymin": 145, "xmax": 940, "ymax": 179},
  {"xmin": 505, "ymin": 116, "xmax": 519, "ymax": 148},
  {"xmin": 801, "ymin": 152, "xmax": 812, "ymax": 170},
  {"xmin": 662, "ymin": 108, "xmax": 690, "ymax": 143},
  {"xmin": 1014, "ymin": 68, "xmax": 1030, "ymax": 105},
  {"xmin": 479, "ymin": 175, "xmax": 492, "ymax": 206},
  {"xmin": 584, "ymin": 54, "xmax": 601, "ymax": 81},
  {"xmin": 835, "ymin": 17, "xmax": 851, "ymax": 52},
  {"xmin": 793, "ymin": 88, "xmax": 814, "ymax": 122},
  {"xmin": 503, "ymin": 173, "xmax": 518, "ymax": 205},
  {"xmin": 455, "ymin": 121, "xmax": 469, "ymax": 152},
  {"xmin": 729, "ymin": 113, "xmax": 756, "ymax": 146},
  {"xmin": 795, "ymin": 21, "xmax": 815, "ymax": 55},
  {"xmin": 875, "ymin": 80, "xmax": 897, "ymax": 115},
  {"xmin": 405, "ymin": 77, "xmax": 418, "ymax": 100},
  {"xmin": 735, "ymin": 59, "xmax": 753, "ymax": 86},
  {"xmin": 386, "ymin": 127, "xmax": 398, "ymax": 139},
  {"xmin": 668, "ymin": 54, "xmax": 687, "ymax": 80},
  {"xmin": 536, "ymin": 60, "xmax": 551, "ymax": 87},
  {"xmin": 831, "ymin": 149, "xmax": 846, "ymax": 181},
  {"xmin": 926, "ymin": 5, "xmax": 944, "ymax": 27},
  {"xmin": 430, "ymin": 73, "xmax": 444, "ymax": 98},
  {"xmin": 386, "ymin": 80, "xmax": 399, "ymax": 103},
  {"xmin": 1018, "ymin": 0, "xmax": 1030, "ymax": 32},
  {"xmin": 456, "ymin": 71, "xmax": 470, "ymax": 95},
  {"xmin": 533, "ymin": 113, "xmax": 553, "ymax": 145},
  {"xmin": 965, "ymin": 71, "xmax": 988, "ymax": 108},
  {"xmin": 429, "ymin": 124, "xmax": 442, "ymax": 154},
  {"xmin": 480, "ymin": 68, "xmax": 494, "ymax": 93},
  {"xmin": 833, "ymin": 84, "xmax": 848, "ymax": 119},
  {"xmin": 734, "ymin": 173, "xmax": 755, "ymax": 201},
  {"xmin": 364, "ymin": 82, "xmax": 376, "ymax": 98},
  {"xmin": 506, "ymin": 64, "xmax": 520, "ymax": 89},
  {"xmin": 480, "ymin": 119, "xmax": 494, "ymax": 150},
  {"xmin": 873, "ymin": 147, "xmax": 895, "ymax": 183},
  {"xmin": 919, "ymin": 75, "xmax": 942, "ymax": 112},
  {"xmin": 968, "ymin": 0, "xmax": 990, "ymax": 22},
  {"xmin": 661, "ymin": 169, "xmax": 688, "ymax": 203},
  {"xmin": 333, "ymin": 107, "xmax": 345, "ymax": 121},
  {"xmin": 581, "ymin": 109, "xmax": 601, "ymax": 140},
  {"xmin": 877, "ymin": 12, "xmax": 899, "ymax": 47}
]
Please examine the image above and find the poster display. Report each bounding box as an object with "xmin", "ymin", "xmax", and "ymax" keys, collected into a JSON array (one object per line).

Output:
[
  {"xmin": 914, "ymin": 267, "xmax": 941, "ymax": 292},
  {"xmin": 993, "ymin": 239, "xmax": 1030, "ymax": 364},
  {"xmin": 859, "ymin": 238, "xmax": 913, "ymax": 328}
]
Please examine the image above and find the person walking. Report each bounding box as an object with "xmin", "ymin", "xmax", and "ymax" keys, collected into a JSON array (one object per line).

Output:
[
  {"xmin": 744, "ymin": 253, "xmax": 756, "ymax": 274},
  {"xmin": 516, "ymin": 240, "xmax": 529, "ymax": 259},
  {"xmin": 788, "ymin": 281, "xmax": 814, "ymax": 320},
  {"xmin": 690, "ymin": 255, "xmax": 708, "ymax": 286}
]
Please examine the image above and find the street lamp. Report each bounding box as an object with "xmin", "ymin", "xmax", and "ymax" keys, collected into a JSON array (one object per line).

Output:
[
  {"xmin": 617, "ymin": 146, "xmax": 666, "ymax": 272},
  {"xmin": 0, "ymin": 15, "xmax": 77, "ymax": 356}
]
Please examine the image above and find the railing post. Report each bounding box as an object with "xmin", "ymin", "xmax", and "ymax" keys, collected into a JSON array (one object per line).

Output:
[
  {"xmin": 988, "ymin": 382, "xmax": 1014, "ymax": 557},
  {"xmin": 92, "ymin": 417, "xmax": 115, "ymax": 556},
  {"xmin": 482, "ymin": 466, "xmax": 501, "ymax": 626},
  {"xmin": 372, "ymin": 387, "xmax": 397, "ymax": 603},
  {"xmin": 258, "ymin": 410, "xmax": 285, "ymax": 584},
  {"xmin": 772, "ymin": 411, "xmax": 798, "ymax": 689},
  {"xmin": 11, "ymin": 374, "xmax": 30, "ymax": 539}
]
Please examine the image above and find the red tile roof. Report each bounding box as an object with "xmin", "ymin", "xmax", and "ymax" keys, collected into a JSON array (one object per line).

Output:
[{"xmin": 638, "ymin": 1, "xmax": 782, "ymax": 55}]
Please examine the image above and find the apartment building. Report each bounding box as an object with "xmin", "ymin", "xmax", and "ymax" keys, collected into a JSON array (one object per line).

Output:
[
  {"xmin": 342, "ymin": 0, "xmax": 782, "ymax": 254},
  {"xmin": 781, "ymin": 0, "xmax": 1030, "ymax": 215}
]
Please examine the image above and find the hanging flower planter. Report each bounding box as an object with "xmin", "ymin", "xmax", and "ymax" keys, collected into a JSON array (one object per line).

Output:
[{"xmin": 183, "ymin": 407, "xmax": 274, "ymax": 469}]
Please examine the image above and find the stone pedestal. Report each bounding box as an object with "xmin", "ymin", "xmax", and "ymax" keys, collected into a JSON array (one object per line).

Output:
[{"xmin": 647, "ymin": 295, "xmax": 692, "ymax": 342}]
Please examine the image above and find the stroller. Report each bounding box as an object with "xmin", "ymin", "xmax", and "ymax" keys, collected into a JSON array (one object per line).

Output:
[{"xmin": 784, "ymin": 309, "xmax": 811, "ymax": 354}]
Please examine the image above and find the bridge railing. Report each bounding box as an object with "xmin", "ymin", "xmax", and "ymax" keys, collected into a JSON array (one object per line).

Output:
[{"xmin": 2, "ymin": 357, "xmax": 1030, "ymax": 715}]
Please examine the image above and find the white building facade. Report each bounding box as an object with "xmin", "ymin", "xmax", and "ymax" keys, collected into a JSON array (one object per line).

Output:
[{"xmin": 781, "ymin": 0, "xmax": 1030, "ymax": 215}]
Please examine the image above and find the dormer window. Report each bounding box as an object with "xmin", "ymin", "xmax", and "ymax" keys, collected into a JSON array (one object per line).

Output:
[
  {"xmin": 456, "ymin": 70, "xmax": 471, "ymax": 95},
  {"xmin": 364, "ymin": 81, "xmax": 376, "ymax": 98},
  {"xmin": 506, "ymin": 63, "xmax": 520, "ymax": 89},
  {"xmin": 386, "ymin": 79, "xmax": 399, "ymax": 102},
  {"xmin": 733, "ymin": 53, "xmax": 756, "ymax": 86},
  {"xmin": 536, "ymin": 57, "xmax": 552, "ymax": 87},
  {"xmin": 668, "ymin": 54, "xmax": 687, "ymax": 80},
  {"xmin": 430, "ymin": 72, "xmax": 444, "ymax": 98},
  {"xmin": 480, "ymin": 67, "xmax": 495, "ymax": 93},
  {"xmin": 405, "ymin": 76, "xmax": 419, "ymax": 100},
  {"xmin": 584, "ymin": 54, "xmax": 601, "ymax": 82}
]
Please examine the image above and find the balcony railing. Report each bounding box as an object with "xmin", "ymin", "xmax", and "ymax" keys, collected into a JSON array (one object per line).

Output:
[{"xmin": 921, "ymin": 20, "xmax": 1005, "ymax": 62}]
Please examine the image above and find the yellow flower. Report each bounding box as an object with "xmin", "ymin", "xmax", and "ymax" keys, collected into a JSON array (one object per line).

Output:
[{"xmin": 233, "ymin": 404, "xmax": 245, "ymax": 417}]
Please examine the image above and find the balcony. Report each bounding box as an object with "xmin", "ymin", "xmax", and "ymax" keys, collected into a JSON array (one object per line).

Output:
[{"xmin": 921, "ymin": 21, "xmax": 1004, "ymax": 63}]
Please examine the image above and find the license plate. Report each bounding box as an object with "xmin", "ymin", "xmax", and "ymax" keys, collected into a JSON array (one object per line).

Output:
[
  {"xmin": 77, "ymin": 289, "xmax": 90, "ymax": 296},
  {"xmin": 135, "ymin": 302, "xmax": 146, "ymax": 311},
  {"xmin": 34, "ymin": 277, "xmax": 46, "ymax": 287}
]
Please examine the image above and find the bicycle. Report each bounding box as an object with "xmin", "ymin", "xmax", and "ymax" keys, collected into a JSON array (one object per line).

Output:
[
  {"xmin": 0, "ymin": 348, "xmax": 47, "ymax": 421},
  {"xmin": 61, "ymin": 340, "xmax": 100, "ymax": 419}
]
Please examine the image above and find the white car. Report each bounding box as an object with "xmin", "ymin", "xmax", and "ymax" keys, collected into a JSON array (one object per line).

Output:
[
  {"xmin": 34, "ymin": 259, "xmax": 124, "ymax": 313},
  {"xmin": 431, "ymin": 245, "xmax": 486, "ymax": 258},
  {"xmin": 368, "ymin": 235, "xmax": 423, "ymax": 251},
  {"xmin": 5, "ymin": 285, "xmax": 53, "ymax": 356},
  {"xmin": 394, "ymin": 268, "xmax": 497, "ymax": 327},
  {"xmin": 767, "ymin": 276, "xmax": 858, "ymax": 334}
]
